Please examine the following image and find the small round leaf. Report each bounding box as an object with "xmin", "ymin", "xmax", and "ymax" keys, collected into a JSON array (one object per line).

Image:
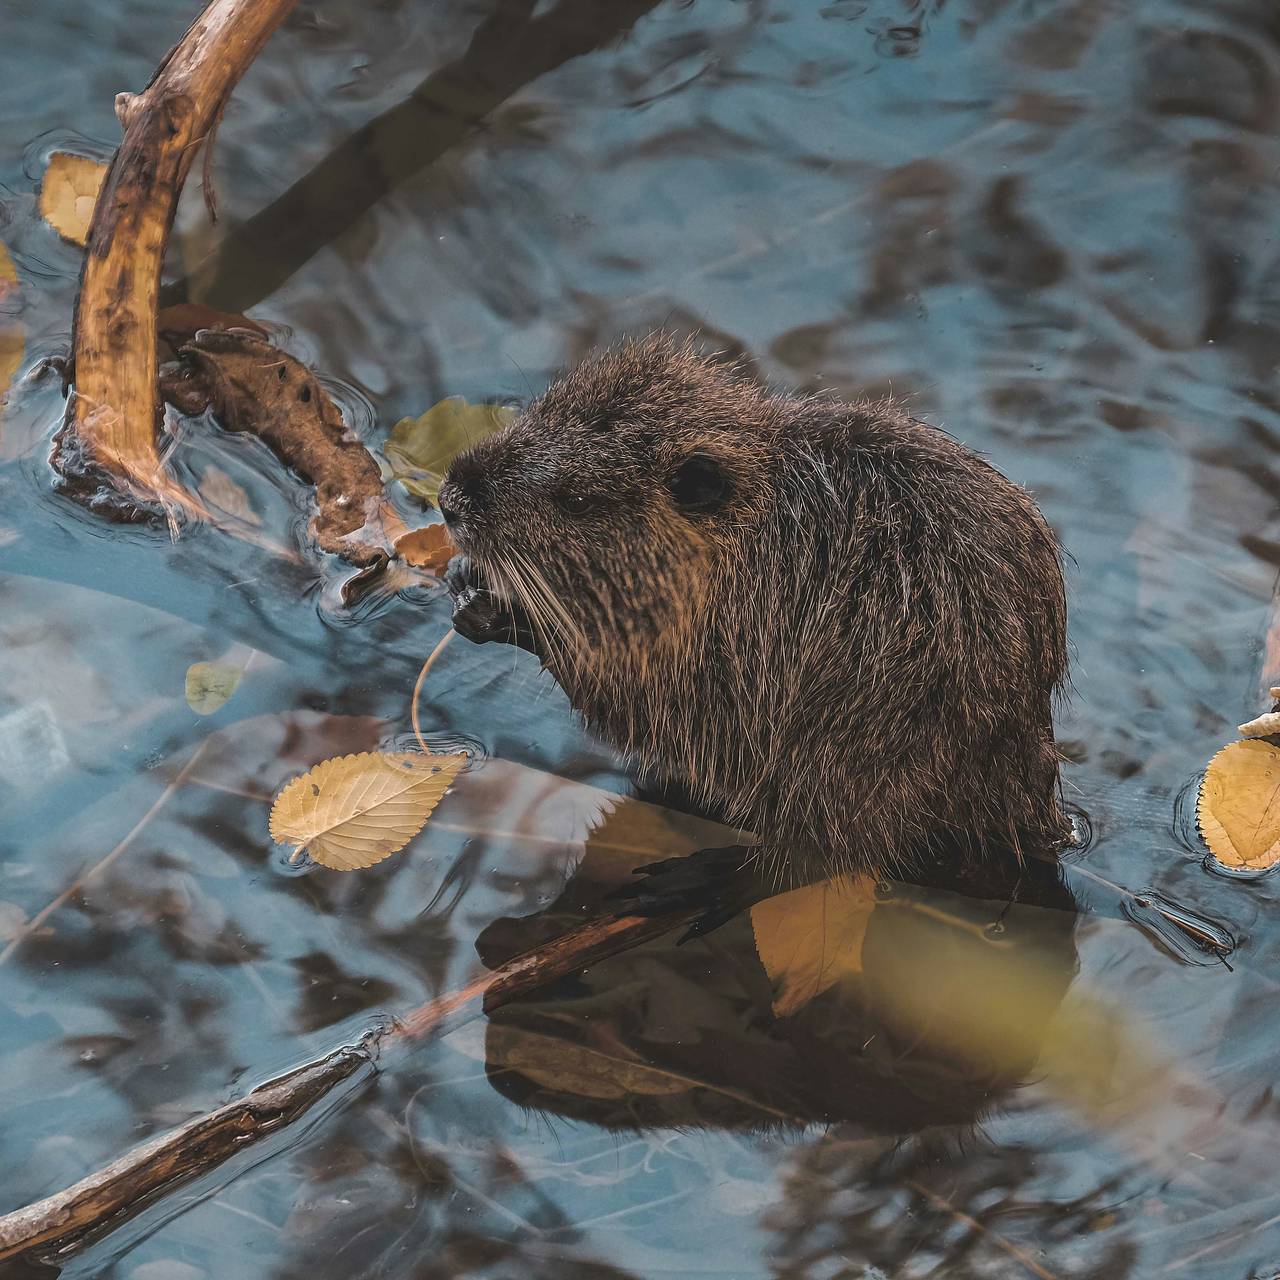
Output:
[{"xmin": 1197, "ymin": 739, "xmax": 1280, "ymax": 870}]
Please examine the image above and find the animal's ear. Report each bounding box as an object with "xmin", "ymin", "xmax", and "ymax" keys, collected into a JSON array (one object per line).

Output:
[{"xmin": 668, "ymin": 452, "xmax": 731, "ymax": 514}]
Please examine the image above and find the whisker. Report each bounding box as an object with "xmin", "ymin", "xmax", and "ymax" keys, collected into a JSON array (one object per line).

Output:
[
  {"xmin": 509, "ymin": 547, "xmax": 585, "ymax": 652},
  {"xmin": 492, "ymin": 548, "xmax": 574, "ymax": 679}
]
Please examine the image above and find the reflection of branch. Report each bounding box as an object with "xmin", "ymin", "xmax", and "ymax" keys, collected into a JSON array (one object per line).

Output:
[
  {"xmin": 0, "ymin": 909, "xmax": 688, "ymax": 1263},
  {"xmin": 0, "ymin": 739, "xmax": 215, "ymax": 967},
  {"xmin": 905, "ymin": 1179, "xmax": 1060, "ymax": 1280},
  {"xmin": 57, "ymin": 0, "xmax": 298, "ymax": 510},
  {"xmin": 163, "ymin": 0, "xmax": 664, "ymax": 314}
]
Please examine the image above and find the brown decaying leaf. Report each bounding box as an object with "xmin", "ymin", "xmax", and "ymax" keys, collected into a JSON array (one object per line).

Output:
[
  {"xmin": 156, "ymin": 302, "xmax": 268, "ymax": 364},
  {"xmin": 750, "ymin": 874, "xmax": 878, "ymax": 1017},
  {"xmin": 1197, "ymin": 739, "xmax": 1280, "ymax": 870},
  {"xmin": 269, "ymin": 750, "xmax": 466, "ymax": 870},
  {"xmin": 394, "ymin": 522, "xmax": 455, "ymax": 572},
  {"xmin": 166, "ymin": 329, "xmax": 405, "ymax": 564},
  {"xmin": 38, "ymin": 153, "xmax": 108, "ymax": 247},
  {"xmin": 0, "ymin": 243, "xmax": 22, "ymax": 438}
]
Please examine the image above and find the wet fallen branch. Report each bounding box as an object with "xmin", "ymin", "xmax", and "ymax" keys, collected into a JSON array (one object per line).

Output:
[
  {"xmin": 0, "ymin": 908, "xmax": 688, "ymax": 1264},
  {"xmin": 51, "ymin": 0, "xmax": 298, "ymax": 516}
]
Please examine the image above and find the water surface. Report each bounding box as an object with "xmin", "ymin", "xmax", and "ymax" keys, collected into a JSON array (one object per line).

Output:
[{"xmin": 1, "ymin": 1, "xmax": 1279, "ymax": 1277}]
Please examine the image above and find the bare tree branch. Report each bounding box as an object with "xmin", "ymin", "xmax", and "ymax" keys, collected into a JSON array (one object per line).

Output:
[{"xmin": 52, "ymin": 0, "xmax": 299, "ymax": 513}]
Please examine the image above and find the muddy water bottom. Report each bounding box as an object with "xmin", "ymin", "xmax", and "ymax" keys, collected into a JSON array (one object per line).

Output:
[{"xmin": 2, "ymin": 0, "xmax": 1280, "ymax": 1277}]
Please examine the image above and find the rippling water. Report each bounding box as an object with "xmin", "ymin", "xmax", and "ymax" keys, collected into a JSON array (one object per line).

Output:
[{"xmin": 1, "ymin": 1, "xmax": 1279, "ymax": 1277}]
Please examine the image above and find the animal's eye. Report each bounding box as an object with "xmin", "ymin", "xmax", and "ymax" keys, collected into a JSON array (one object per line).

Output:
[
  {"xmin": 669, "ymin": 453, "xmax": 730, "ymax": 514},
  {"xmin": 560, "ymin": 491, "xmax": 597, "ymax": 516}
]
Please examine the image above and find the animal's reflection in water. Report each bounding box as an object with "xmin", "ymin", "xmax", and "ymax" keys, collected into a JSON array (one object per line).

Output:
[{"xmin": 474, "ymin": 805, "xmax": 1079, "ymax": 1140}]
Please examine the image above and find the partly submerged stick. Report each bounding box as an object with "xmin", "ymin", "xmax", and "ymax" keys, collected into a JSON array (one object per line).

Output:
[
  {"xmin": 56, "ymin": 0, "xmax": 297, "ymax": 512},
  {"xmin": 0, "ymin": 908, "xmax": 687, "ymax": 1264}
]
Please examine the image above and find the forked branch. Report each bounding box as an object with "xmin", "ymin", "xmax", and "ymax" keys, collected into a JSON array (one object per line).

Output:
[{"xmin": 56, "ymin": 0, "xmax": 298, "ymax": 514}]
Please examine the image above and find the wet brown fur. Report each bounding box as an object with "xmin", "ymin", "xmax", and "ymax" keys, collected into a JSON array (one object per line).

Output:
[{"xmin": 441, "ymin": 335, "xmax": 1069, "ymax": 885}]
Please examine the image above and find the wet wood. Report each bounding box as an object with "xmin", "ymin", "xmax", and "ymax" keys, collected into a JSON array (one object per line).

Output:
[
  {"xmin": 57, "ymin": 0, "xmax": 298, "ymax": 511},
  {"xmin": 0, "ymin": 909, "xmax": 687, "ymax": 1263},
  {"xmin": 162, "ymin": 328, "xmax": 409, "ymax": 564},
  {"xmin": 0, "ymin": 1048, "xmax": 371, "ymax": 1262}
]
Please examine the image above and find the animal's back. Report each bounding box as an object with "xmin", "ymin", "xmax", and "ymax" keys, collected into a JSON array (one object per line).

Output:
[{"xmin": 593, "ymin": 385, "xmax": 1069, "ymax": 883}]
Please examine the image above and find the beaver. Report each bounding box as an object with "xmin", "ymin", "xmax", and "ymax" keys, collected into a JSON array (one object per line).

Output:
[{"xmin": 438, "ymin": 335, "xmax": 1069, "ymax": 932}]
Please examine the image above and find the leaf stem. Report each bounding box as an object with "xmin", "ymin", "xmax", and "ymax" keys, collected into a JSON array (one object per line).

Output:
[{"xmin": 411, "ymin": 628, "xmax": 456, "ymax": 753}]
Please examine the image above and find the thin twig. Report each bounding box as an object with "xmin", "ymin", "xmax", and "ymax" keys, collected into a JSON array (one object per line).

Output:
[
  {"xmin": 0, "ymin": 907, "xmax": 689, "ymax": 1263},
  {"xmin": 1162, "ymin": 1204, "xmax": 1280, "ymax": 1274},
  {"xmin": 0, "ymin": 740, "xmax": 212, "ymax": 967},
  {"xmin": 0, "ymin": 649, "xmax": 259, "ymax": 967}
]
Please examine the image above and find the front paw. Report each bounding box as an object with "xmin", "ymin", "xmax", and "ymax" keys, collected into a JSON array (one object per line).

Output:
[
  {"xmin": 444, "ymin": 553, "xmax": 483, "ymax": 600},
  {"xmin": 606, "ymin": 844, "xmax": 767, "ymax": 942},
  {"xmin": 445, "ymin": 554, "xmax": 540, "ymax": 654}
]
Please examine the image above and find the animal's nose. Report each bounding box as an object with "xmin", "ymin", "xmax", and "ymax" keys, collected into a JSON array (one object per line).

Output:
[{"xmin": 439, "ymin": 457, "xmax": 488, "ymax": 523}]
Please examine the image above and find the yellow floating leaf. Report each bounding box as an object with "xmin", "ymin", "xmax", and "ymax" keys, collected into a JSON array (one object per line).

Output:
[
  {"xmin": 394, "ymin": 521, "xmax": 455, "ymax": 572},
  {"xmin": 0, "ymin": 243, "xmax": 23, "ymax": 440},
  {"xmin": 185, "ymin": 661, "xmax": 244, "ymax": 715},
  {"xmin": 0, "ymin": 244, "xmax": 16, "ymax": 294},
  {"xmin": 269, "ymin": 750, "xmax": 466, "ymax": 870},
  {"xmin": 750, "ymin": 874, "xmax": 878, "ymax": 1018},
  {"xmin": 384, "ymin": 397, "xmax": 514, "ymax": 505},
  {"xmin": 198, "ymin": 465, "xmax": 261, "ymax": 526},
  {"xmin": 38, "ymin": 152, "xmax": 107, "ymax": 247},
  {"xmin": 1197, "ymin": 739, "xmax": 1280, "ymax": 869}
]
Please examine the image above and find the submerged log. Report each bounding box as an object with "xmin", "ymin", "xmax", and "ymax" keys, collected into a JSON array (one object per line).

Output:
[{"xmin": 52, "ymin": 0, "xmax": 298, "ymax": 516}]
